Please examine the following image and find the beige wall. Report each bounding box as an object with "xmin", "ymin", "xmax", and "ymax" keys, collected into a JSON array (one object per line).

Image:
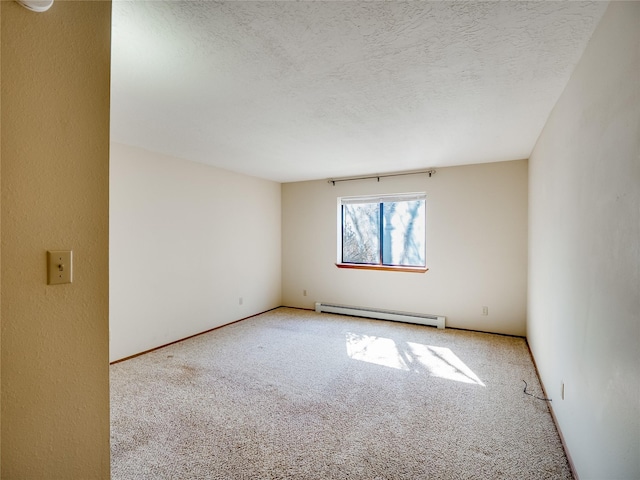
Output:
[
  {"xmin": 0, "ymin": 3, "xmax": 3, "ymax": 475},
  {"xmin": 528, "ymin": 2, "xmax": 640, "ymax": 478},
  {"xmin": 1, "ymin": 1, "xmax": 111, "ymax": 478},
  {"xmin": 282, "ymin": 160, "xmax": 528, "ymax": 336},
  {"xmin": 109, "ymin": 143, "xmax": 281, "ymax": 362}
]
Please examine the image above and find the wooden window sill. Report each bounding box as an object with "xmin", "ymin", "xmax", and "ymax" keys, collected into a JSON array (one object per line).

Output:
[{"xmin": 335, "ymin": 263, "xmax": 429, "ymax": 273}]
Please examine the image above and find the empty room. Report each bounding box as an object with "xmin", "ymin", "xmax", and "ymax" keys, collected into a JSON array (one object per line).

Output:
[{"xmin": 1, "ymin": 1, "xmax": 638, "ymax": 479}]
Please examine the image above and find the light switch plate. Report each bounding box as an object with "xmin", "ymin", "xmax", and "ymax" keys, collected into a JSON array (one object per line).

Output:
[{"xmin": 47, "ymin": 250, "xmax": 72, "ymax": 285}]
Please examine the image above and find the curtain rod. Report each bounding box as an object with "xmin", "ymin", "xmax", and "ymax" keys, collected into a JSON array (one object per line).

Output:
[{"xmin": 328, "ymin": 169, "xmax": 436, "ymax": 186}]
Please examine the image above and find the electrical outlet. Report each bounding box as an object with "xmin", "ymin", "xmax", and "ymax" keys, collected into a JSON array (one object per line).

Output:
[
  {"xmin": 303, "ymin": 289, "xmax": 307, "ymax": 297},
  {"xmin": 482, "ymin": 306, "xmax": 488, "ymax": 316},
  {"xmin": 239, "ymin": 297, "xmax": 243, "ymax": 306},
  {"xmin": 561, "ymin": 382, "xmax": 565, "ymax": 400}
]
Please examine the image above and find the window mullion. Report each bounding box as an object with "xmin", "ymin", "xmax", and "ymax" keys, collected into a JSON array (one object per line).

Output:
[
  {"xmin": 379, "ymin": 202, "xmax": 384, "ymax": 266},
  {"xmin": 341, "ymin": 205, "xmax": 345, "ymax": 264}
]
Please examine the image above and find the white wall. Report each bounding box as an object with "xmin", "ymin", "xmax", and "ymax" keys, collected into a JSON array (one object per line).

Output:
[
  {"xmin": 528, "ymin": 2, "xmax": 640, "ymax": 479},
  {"xmin": 110, "ymin": 143, "xmax": 281, "ymax": 362},
  {"xmin": 282, "ymin": 160, "xmax": 528, "ymax": 336}
]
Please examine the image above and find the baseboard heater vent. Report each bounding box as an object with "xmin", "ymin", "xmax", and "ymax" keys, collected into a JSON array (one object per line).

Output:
[{"xmin": 315, "ymin": 302, "xmax": 445, "ymax": 329}]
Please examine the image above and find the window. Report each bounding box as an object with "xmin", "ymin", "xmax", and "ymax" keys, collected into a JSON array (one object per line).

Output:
[{"xmin": 337, "ymin": 193, "xmax": 427, "ymax": 272}]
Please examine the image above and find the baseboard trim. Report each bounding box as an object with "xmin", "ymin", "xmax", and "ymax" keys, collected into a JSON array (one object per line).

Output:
[
  {"xmin": 525, "ymin": 340, "xmax": 579, "ymax": 480},
  {"xmin": 281, "ymin": 305, "xmax": 316, "ymax": 312},
  {"xmin": 110, "ymin": 306, "xmax": 280, "ymax": 365}
]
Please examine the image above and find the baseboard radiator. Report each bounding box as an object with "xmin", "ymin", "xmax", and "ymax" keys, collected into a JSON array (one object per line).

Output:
[{"xmin": 315, "ymin": 302, "xmax": 445, "ymax": 329}]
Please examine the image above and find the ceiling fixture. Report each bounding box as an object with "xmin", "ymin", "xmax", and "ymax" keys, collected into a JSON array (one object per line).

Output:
[{"xmin": 16, "ymin": 0, "xmax": 54, "ymax": 12}]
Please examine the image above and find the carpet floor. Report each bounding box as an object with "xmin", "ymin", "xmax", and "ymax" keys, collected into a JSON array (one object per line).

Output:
[{"xmin": 111, "ymin": 307, "xmax": 571, "ymax": 479}]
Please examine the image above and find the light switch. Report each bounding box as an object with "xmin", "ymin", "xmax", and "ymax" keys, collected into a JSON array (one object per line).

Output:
[{"xmin": 47, "ymin": 250, "xmax": 72, "ymax": 285}]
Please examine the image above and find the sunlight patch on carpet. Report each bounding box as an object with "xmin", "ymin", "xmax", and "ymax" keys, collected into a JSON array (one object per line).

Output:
[{"xmin": 346, "ymin": 333, "xmax": 485, "ymax": 386}]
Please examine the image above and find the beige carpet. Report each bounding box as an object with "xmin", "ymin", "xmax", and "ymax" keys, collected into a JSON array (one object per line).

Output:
[{"xmin": 111, "ymin": 307, "xmax": 571, "ymax": 479}]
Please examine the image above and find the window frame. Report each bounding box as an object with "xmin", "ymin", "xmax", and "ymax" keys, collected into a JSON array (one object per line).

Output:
[{"xmin": 336, "ymin": 193, "xmax": 428, "ymax": 273}]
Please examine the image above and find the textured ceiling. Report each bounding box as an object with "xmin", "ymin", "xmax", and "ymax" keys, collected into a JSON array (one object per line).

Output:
[{"xmin": 110, "ymin": 1, "xmax": 608, "ymax": 183}]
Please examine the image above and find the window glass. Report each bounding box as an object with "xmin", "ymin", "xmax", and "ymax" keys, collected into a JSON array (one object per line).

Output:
[
  {"xmin": 342, "ymin": 203, "xmax": 380, "ymax": 264},
  {"xmin": 382, "ymin": 200, "xmax": 425, "ymax": 267},
  {"xmin": 340, "ymin": 193, "xmax": 426, "ymax": 268}
]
